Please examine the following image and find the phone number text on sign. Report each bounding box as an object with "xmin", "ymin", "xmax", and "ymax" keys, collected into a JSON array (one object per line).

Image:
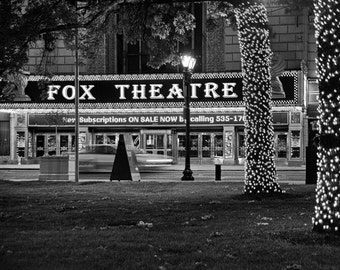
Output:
[{"xmin": 216, "ymin": 115, "xmax": 245, "ymax": 123}]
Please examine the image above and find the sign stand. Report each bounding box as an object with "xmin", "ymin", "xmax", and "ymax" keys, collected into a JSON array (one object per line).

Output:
[{"xmin": 110, "ymin": 134, "xmax": 140, "ymax": 181}]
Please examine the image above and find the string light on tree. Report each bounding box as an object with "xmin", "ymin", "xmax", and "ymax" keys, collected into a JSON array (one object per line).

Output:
[
  {"xmin": 234, "ymin": 3, "xmax": 282, "ymax": 194},
  {"xmin": 312, "ymin": 0, "xmax": 340, "ymax": 234}
]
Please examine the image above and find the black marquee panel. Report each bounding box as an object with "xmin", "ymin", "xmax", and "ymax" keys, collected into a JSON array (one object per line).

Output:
[{"xmin": 8, "ymin": 71, "xmax": 299, "ymax": 109}]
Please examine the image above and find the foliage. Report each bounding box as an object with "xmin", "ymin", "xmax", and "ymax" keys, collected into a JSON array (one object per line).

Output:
[
  {"xmin": 0, "ymin": 0, "xmax": 315, "ymax": 76},
  {"xmin": 0, "ymin": 0, "xmax": 196, "ymax": 76},
  {"xmin": 114, "ymin": 2, "xmax": 196, "ymax": 68},
  {"xmin": 0, "ymin": 0, "xmax": 76, "ymax": 77}
]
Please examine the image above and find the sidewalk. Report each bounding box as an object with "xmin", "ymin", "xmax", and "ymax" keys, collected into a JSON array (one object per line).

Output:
[{"xmin": 0, "ymin": 164, "xmax": 40, "ymax": 170}]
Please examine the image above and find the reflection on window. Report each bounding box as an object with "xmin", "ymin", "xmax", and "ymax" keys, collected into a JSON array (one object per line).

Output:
[
  {"xmin": 214, "ymin": 135, "xmax": 223, "ymax": 157},
  {"xmin": 146, "ymin": 134, "xmax": 164, "ymax": 149},
  {"xmin": 275, "ymin": 134, "xmax": 287, "ymax": 158},
  {"xmin": 16, "ymin": 132, "xmax": 25, "ymax": 157},
  {"xmin": 190, "ymin": 135, "xmax": 199, "ymax": 158},
  {"xmin": 47, "ymin": 135, "xmax": 56, "ymax": 156},
  {"xmin": 290, "ymin": 130, "xmax": 301, "ymax": 158},
  {"xmin": 60, "ymin": 135, "xmax": 69, "ymax": 154},
  {"xmin": 202, "ymin": 135, "xmax": 211, "ymax": 158},
  {"xmin": 95, "ymin": 135, "xmax": 104, "ymax": 144}
]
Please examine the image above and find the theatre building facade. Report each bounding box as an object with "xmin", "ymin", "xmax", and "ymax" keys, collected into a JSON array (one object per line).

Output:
[
  {"xmin": 0, "ymin": 1, "xmax": 319, "ymax": 166},
  {"xmin": 0, "ymin": 70, "xmax": 306, "ymax": 166}
]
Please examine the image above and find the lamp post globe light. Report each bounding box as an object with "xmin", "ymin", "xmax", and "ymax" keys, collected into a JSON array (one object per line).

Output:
[{"xmin": 181, "ymin": 54, "xmax": 196, "ymax": 181}]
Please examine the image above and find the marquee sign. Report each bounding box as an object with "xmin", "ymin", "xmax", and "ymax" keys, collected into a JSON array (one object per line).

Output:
[
  {"xmin": 28, "ymin": 113, "xmax": 246, "ymax": 126},
  {"xmin": 22, "ymin": 72, "xmax": 299, "ymax": 108},
  {"xmin": 28, "ymin": 112, "xmax": 288, "ymax": 126}
]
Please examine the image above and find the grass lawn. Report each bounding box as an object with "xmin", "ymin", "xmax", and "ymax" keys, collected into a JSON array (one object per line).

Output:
[{"xmin": 0, "ymin": 180, "xmax": 339, "ymax": 270}]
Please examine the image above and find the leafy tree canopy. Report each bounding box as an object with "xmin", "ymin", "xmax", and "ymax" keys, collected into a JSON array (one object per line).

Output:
[
  {"xmin": 0, "ymin": 0, "xmax": 77, "ymax": 76},
  {"xmin": 0, "ymin": 0, "xmax": 314, "ymax": 77}
]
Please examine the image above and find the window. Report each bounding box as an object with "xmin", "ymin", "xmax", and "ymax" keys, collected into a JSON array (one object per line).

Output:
[{"xmin": 114, "ymin": 3, "xmax": 204, "ymax": 74}]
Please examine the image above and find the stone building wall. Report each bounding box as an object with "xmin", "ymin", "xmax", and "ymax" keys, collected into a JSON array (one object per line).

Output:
[
  {"xmin": 206, "ymin": 3, "xmax": 317, "ymax": 76},
  {"xmin": 24, "ymin": 3, "xmax": 317, "ymax": 78},
  {"xmin": 25, "ymin": 37, "xmax": 106, "ymax": 75}
]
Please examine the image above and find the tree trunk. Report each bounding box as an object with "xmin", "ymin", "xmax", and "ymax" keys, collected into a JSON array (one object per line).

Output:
[
  {"xmin": 234, "ymin": 3, "xmax": 282, "ymax": 194},
  {"xmin": 312, "ymin": 0, "xmax": 340, "ymax": 234}
]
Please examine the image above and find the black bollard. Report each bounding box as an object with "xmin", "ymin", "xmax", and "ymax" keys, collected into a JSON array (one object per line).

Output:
[{"xmin": 215, "ymin": 164, "xmax": 221, "ymax": 181}]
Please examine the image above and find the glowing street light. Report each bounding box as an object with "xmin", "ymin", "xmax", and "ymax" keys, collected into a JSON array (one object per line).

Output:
[{"xmin": 181, "ymin": 54, "xmax": 196, "ymax": 181}]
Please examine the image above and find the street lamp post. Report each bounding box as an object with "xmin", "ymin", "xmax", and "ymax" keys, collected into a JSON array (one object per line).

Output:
[
  {"xmin": 181, "ymin": 55, "xmax": 196, "ymax": 181},
  {"xmin": 74, "ymin": 24, "xmax": 79, "ymax": 183},
  {"xmin": 74, "ymin": 1, "xmax": 82, "ymax": 183}
]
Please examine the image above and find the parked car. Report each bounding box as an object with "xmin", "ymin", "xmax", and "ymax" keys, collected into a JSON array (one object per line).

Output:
[{"xmin": 78, "ymin": 144, "xmax": 173, "ymax": 172}]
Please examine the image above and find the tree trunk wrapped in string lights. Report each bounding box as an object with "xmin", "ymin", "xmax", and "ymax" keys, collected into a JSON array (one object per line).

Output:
[
  {"xmin": 312, "ymin": 0, "xmax": 340, "ymax": 234},
  {"xmin": 234, "ymin": 3, "xmax": 282, "ymax": 194}
]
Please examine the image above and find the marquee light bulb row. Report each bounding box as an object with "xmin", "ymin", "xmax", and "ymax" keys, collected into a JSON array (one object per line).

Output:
[
  {"xmin": 313, "ymin": 0, "xmax": 340, "ymax": 234},
  {"xmin": 235, "ymin": 3, "xmax": 282, "ymax": 194}
]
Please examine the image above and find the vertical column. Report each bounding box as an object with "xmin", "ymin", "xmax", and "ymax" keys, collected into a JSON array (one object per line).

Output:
[{"xmin": 9, "ymin": 113, "xmax": 16, "ymax": 161}]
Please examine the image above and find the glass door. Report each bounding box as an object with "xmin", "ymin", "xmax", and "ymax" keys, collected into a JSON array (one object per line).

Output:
[
  {"xmin": 202, "ymin": 134, "xmax": 212, "ymax": 158},
  {"xmin": 94, "ymin": 133, "xmax": 118, "ymax": 145},
  {"xmin": 214, "ymin": 134, "xmax": 223, "ymax": 157},
  {"xmin": 0, "ymin": 121, "xmax": 10, "ymax": 156},
  {"xmin": 141, "ymin": 132, "xmax": 172, "ymax": 157},
  {"xmin": 190, "ymin": 135, "xmax": 199, "ymax": 158},
  {"xmin": 237, "ymin": 133, "xmax": 246, "ymax": 164},
  {"xmin": 36, "ymin": 135, "xmax": 45, "ymax": 157},
  {"xmin": 177, "ymin": 134, "xmax": 199, "ymax": 161},
  {"xmin": 145, "ymin": 134, "xmax": 165, "ymax": 155},
  {"xmin": 275, "ymin": 133, "xmax": 288, "ymax": 159},
  {"xmin": 47, "ymin": 135, "xmax": 56, "ymax": 156},
  {"xmin": 95, "ymin": 134, "xmax": 104, "ymax": 144},
  {"xmin": 60, "ymin": 135, "xmax": 69, "ymax": 154},
  {"xmin": 107, "ymin": 134, "xmax": 116, "ymax": 145}
]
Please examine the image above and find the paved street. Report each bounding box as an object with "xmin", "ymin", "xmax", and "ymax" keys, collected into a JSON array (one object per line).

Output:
[{"xmin": 0, "ymin": 163, "xmax": 306, "ymax": 184}]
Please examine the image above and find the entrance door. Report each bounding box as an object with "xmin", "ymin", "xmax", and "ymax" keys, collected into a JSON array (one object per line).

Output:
[
  {"xmin": 214, "ymin": 134, "xmax": 223, "ymax": 157},
  {"xmin": 0, "ymin": 121, "xmax": 10, "ymax": 156},
  {"xmin": 190, "ymin": 134, "xmax": 199, "ymax": 158},
  {"xmin": 236, "ymin": 132, "xmax": 288, "ymax": 163},
  {"xmin": 47, "ymin": 135, "xmax": 56, "ymax": 156},
  {"xmin": 144, "ymin": 133, "xmax": 172, "ymax": 156},
  {"xmin": 94, "ymin": 133, "xmax": 118, "ymax": 145},
  {"xmin": 237, "ymin": 133, "xmax": 246, "ymax": 164},
  {"xmin": 202, "ymin": 134, "xmax": 211, "ymax": 158},
  {"xmin": 178, "ymin": 134, "xmax": 199, "ymax": 159},
  {"xmin": 178, "ymin": 133, "xmax": 223, "ymax": 163},
  {"xmin": 35, "ymin": 133, "xmax": 80, "ymax": 157},
  {"xmin": 275, "ymin": 133, "xmax": 288, "ymax": 159},
  {"xmin": 36, "ymin": 135, "xmax": 45, "ymax": 157},
  {"xmin": 60, "ymin": 135, "xmax": 69, "ymax": 155}
]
